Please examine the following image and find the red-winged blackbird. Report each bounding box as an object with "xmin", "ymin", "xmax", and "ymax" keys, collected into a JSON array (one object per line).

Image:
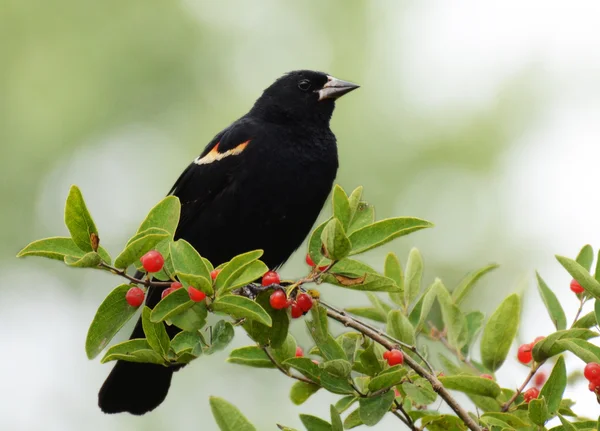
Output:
[{"xmin": 98, "ymin": 70, "xmax": 358, "ymax": 415}]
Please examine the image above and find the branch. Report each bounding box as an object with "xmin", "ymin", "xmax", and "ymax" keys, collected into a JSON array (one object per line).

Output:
[
  {"xmin": 99, "ymin": 262, "xmax": 172, "ymax": 288},
  {"xmin": 394, "ymin": 400, "xmax": 418, "ymax": 431},
  {"xmin": 322, "ymin": 304, "xmax": 482, "ymax": 431},
  {"xmin": 501, "ymin": 362, "xmax": 543, "ymax": 412}
]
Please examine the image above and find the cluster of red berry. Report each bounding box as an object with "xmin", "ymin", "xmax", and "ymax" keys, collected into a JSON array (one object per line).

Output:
[
  {"xmin": 517, "ymin": 336, "xmax": 545, "ymax": 365},
  {"xmin": 382, "ymin": 349, "xmax": 404, "ymax": 366},
  {"xmin": 585, "ymin": 362, "xmax": 600, "ymax": 393},
  {"xmin": 269, "ymin": 287, "xmax": 314, "ymax": 318},
  {"xmin": 124, "ymin": 250, "xmax": 211, "ymax": 307}
]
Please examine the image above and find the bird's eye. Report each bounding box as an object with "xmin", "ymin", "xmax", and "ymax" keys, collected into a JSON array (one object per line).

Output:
[{"xmin": 298, "ymin": 79, "xmax": 311, "ymax": 91}]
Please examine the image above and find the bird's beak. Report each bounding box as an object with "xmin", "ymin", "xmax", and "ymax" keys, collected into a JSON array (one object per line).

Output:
[{"xmin": 317, "ymin": 75, "xmax": 360, "ymax": 101}]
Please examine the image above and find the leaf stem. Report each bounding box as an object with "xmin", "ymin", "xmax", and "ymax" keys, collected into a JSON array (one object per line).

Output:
[
  {"xmin": 99, "ymin": 262, "xmax": 172, "ymax": 288},
  {"xmin": 262, "ymin": 347, "xmax": 316, "ymax": 385},
  {"xmin": 501, "ymin": 362, "xmax": 543, "ymax": 412},
  {"xmin": 571, "ymin": 296, "xmax": 586, "ymax": 328}
]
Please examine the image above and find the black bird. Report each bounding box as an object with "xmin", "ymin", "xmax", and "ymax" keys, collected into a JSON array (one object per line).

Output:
[{"xmin": 98, "ymin": 70, "xmax": 359, "ymax": 415}]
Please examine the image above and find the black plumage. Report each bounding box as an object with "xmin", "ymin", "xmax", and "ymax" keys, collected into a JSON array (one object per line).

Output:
[{"xmin": 98, "ymin": 70, "xmax": 358, "ymax": 415}]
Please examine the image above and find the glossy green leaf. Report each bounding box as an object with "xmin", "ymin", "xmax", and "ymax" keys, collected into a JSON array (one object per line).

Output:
[
  {"xmin": 101, "ymin": 339, "xmax": 165, "ymax": 365},
  {"xmin": 334, "ymin": 396, "xmax": 357, "ymax": 414},
  {"xmin": 540, "ymin": 356, "xmax": 567, "ymax": 415},
  {"xmin": 576, "ymin": 244, "xmax": 594, "ymax": 271},
  {"xmin": 452, "ymin": 264, "xmax": 499, "ymax": 304},
  {"xmin": 209, "ymin": 396, "xmax": 257, "ymax": 431},
  {"xmin": 319, "ymin": 369, "xmax": 355, "ymax": 394},
  {"xmin": 536, "ymin": 272, "xmax": 567, "ymax": 330},
  {"xmin": 136, "ymin": 195, "xmax": 180, "ymax": 237},
  {"xmin": 321, "ymin": 218, "xmax": 351, "ymax": 261},
  {"xmin": 221, "ymin": 260, "xmax": 268, "ymax": 293},
  {"xmin": 368, "ymin": 366, "xmax": 407, "ymax": 392},
  {"xmin": 85, "ymin": 284, "xmax": 139, "ymax": 359},
  {"xmin": 420, "ymin": 415, "xmax": 467, "ymax": 431},
  {"xmin": 557, "ymin": 339, "xmax": 600, "ymax": 363},
  {"xmin": 332, "ymin": 185, "xmax": 351, "ymax": 231},
  {"xmin": 329, "ymin": 258, "xmax": 377, "ymax": 277},
  {"xmin": 170, "ymin": 331, "xmax": 203, "ymax": 355},
  {"xmin": 176, "ymin": 272, "xmax": 213, "ymax": 295},
  {"xmin": 290, "ymin": 383, "xmax": 321, "ymax": 406},
  {"xmin": 322, "ymin": 359, "xmax": 352, "ymax": 378},
  {"xmin": 343, "ymin": 408, "xmax": 363, "ymax": 429},
  {"xmin": 402, "ymin": 377, "xmax": 437, "ymax": 405},
  {"xmin": 18, "ymin": 237, "xmax": 85, "ymax": 261},
  {"xmin": 308, "ymin": 218, "xmax": 332, "ymax": 267},
  {"xmin": 115, "ymin": 228, "xmax": 170, "ymax": 269},
  {"xmin": 306, "ymin": 306, "xmax": 347, "ymax": 361},
  {"xmin": 359, "ymin": 340, "xmax": 385, "ymax": 376},
  {"xmin": 439, "ymin": 375, "xmax": 501, "ymax": 397},
  {"xmin": 384, "ymin": 252, "xmax": 404, "ymax": 305},
  {"xmin": 347, "ymin": 186, "xmax": 363, "ymax": 217},
  {"xmin": 268, "ymin": 334, "xmax": 297, "ymax": 369},
  {"xmin": 529, "ymin": 397, "xmax": 549, "ymax": 426},
  {"xmin": 142, "ymin": 306, "xmax": 170, "ymax": 357},
  {"xmin": 572, "ymin": 311, "xmax": 596, "ymax": 329},
  {"xmin": 556, "ymin": 255, "xmax": 600, "ymax": 299},
  {"xmin": 169, "ymin": 239, "xmax": 212, "ymax": 287},
  {"xmin": 480, "ymin": 294, "xmax": 520, "ymax": 371},
  {"xmin": 386, "ymin": 310, "xmax": 415, "ymax": 345},
  {"xmin": 335, "ymin": 333, "xmax": 362, "ymax": 363},
  {"xmin": 215, "ymin": 250, "xmax": 263, "ymax": 293},
  {"xmin": 480, "ymin": 412, "xmax": 528, "ymax": 427},
  {"xmin": 228, "ymin": 346, "xmax": 275, "ymax": 368},
  {"xmin": 410, "ymin": 279, "xmax": 441, "ymax": 332},
  {"xmin": 168, "ymin": 301, "xmax": 207, "ymax": 332},
  {"xmin": 64, "ymin": 251, "xmax": 101, "ymax": 268},
  {"xmin": 349, "ymin": 218, "xmax": 433, "ymax": 256},
  {"xmin": 532, "ymin": 329, "xmax": 598, "ymax": 361},
  {"xmin": 358, "ymin": 390, "xmax": 394, "ymax": 426},
  {"xmin": 347, "ymin": 201, "xmax": 374, "ymax": 234},
  {"xmin": 462, "ymin": 311, "xmax": 485, "ymax": 355},
  {"xmin": 440, "ymin": 297, "xmax": 468, "ymax": 350},
  {"xmin": 404, "ymin": 247, "xmax": 423, "ymax": 307},
  {"xmin": 212, "ymin": 295, "xmax": 271, "ymax": 326},
  {"xmin": 283, "ymin": 357, "xmax": 321, "ymax": 382},
  {"xmin": 205, "ymin": 320, "xmax": 235, "ymax": 354},
  {"xmin": 64, "ymin": 185, "xmax": 99, "ymax": 252},
  {"xmin": 558, "ymin": 414, "xmax": 578, "ymax": 431},
  {"xmin": 150, "ymin": 288, "xmax": 194, "ymax": 322},
  {"xmin": 299, "ymin": 414, "xmax": 331, "ymax": 431},
  {"xmin": 323, "ymin": 272, "xmax": 398, "ymax": 292}
]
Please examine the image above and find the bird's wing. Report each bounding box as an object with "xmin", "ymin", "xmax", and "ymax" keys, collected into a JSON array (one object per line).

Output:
[{"xmin": 168, "ymin": 118, "xmax": 257, "ymax": 239}]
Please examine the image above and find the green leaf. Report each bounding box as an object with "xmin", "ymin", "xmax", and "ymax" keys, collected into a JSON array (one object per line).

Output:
[
  {"xmin": 18, "ymin": 237, "xmax": 85, "ymax": 261},
  {"xmin": 323, "ymin": 272, "xmax": 398, "ymax": 292},
  {"xmin": 439, "ymin": 298, "xmax": 468, "ymax": 350},
  {"xmin": 347, "ymin": 201, "xmax": 375, "ymax": 235},
  {"xmin": 539, "ymin": 356, "xmax": 567, "ymax": 415},
  {"xmin": 536, "ymin": 272, "xmax": 567, "ymax": 330},
  {"xmin": 576, "ymin": 244, "xmax": 594, "ymax": 272},
  {"xmin": 221, "ymin": 260, "xmax": 268, "ymax": 293},
  {"xmin": 141, "ymin": 306, "xmax": 170, "ymax": 357},
  {"xmin": 359, "ymin": 340, "xmax": 385, "ymax": 376},
  {"xmin": 150, "ymin": 288, "xmax": 194, "ymax": 323},
  {"xmin": 321, "ymin": 218, "xmax": 351, "ymax": 261},
  {"xmin": 289, "ymin": 382, "xmax": 321, "ymax": 406},
  {"xmin": 308, "ymin": 218, "xmax": 332, "ymax": 267},
  {"xmin": 168, "ymin": 301, "xmax": 207, "ymax": 332},
  {"xmin": 170, "ymin": 331, "xmax": 203, "ymax": 355},
  {"xmin": 385, "ymin": 252, "xmax": 404, "ymax": 305},
  {"xmin": 243, "ymin": 290, "xmax": 289, "ymax": 348},
  {"xmin": 558, "ymin": 414, "xmax": 578, "ymax": 431},
  {"xmin": 480, "ymin": 412, "xmax": 527, "ymax": 427},
  {"xmin": 368, "ymin": 366, "xmax": 407, "ymax": 392},
  {"xmin": 420, "ymin": 415, "xmax": 467, "ymax": 431},
  {"xmin": 345, "ymin": 307, "xmax": 386, "ymax": 323},
  {"xmin": 335, "ymin": 396, "xmax": 357, "ymax": 414},
  {"xmin": 329, "ymin": 258, "xmax": 378, "ymax": 277},
  {"xmin": 387, "ymin": 310, "xmax": 415, "ymax": 345},
  {"xmin": 452, "ymin": 264, "xmax": 499, "ymax": 304},
  {"xmin": 64, "ymin": 185, "xmax": 99, "ymax": 252},
  {"xmin": 212, "ymin": 295, "xmax": 272, "ymax": 326},
  {"xmin": 85, "ymin": 284, "xmax": 139, "ymax": 359},
  {"xmin": 402, "ymin": 377, "xmax": 437, "ymax": 405},
  {"xmin": 572, "ymin": 311, "xmax": 596, "ymax": 329},
  {"xmin": 64, "ymin": 251, "xmax": 101, "ymax": 268},
  {"xmin": 462, "ymin": 311, "xmax": 485, "ymax": 355},
  {"xmin": 529, "ymin": 397, "xmax": 549, "ymax": 426},
  {"xmin": 480, "ymin": 294, "xmax": 520, "ymax": 371},
  {"xmin": 136, "ymin": 195, "xmax": 180, "ymax": 237},
  {"xmin": 227, "ymin": 346, "xmax": 275, "ymax": 368},
  {"xmin": 176, "ymin": 272, "xmax": 213, "ymax": 295},
  {"xmin": 347, "ymin": 186, "xmax": 363, "ymax": 217},
  {"xmin": 410, "ymin": 279, "xmax": 441, "ymax": 332},
  {"xmin": 404, "ymin": 248, "xmax": 423, "ymax": 307},
  {"xmin": 267, "ymin": 333, "xmax": 297, "ymax": 368},
  {"xmin": 205, "ymin": 320, "xmax": 235, "ymax": 354},
  {"xmin": 215, "ymin": 250, "xmax": 263, "ymax": 293},
  {"xmin": 114, "ymin": 228, "xmax": 170, "ymax": 269},
  {"xmin": 101, "ymin": 339, "xmax": 165, "ymax": 365},
  {"xmin": 330, "ymin": 404, "xmax": 343, "ymax": 431},
  {"xmin": 532, "ymin": 329, "xmax": 598, "ymax": 361},
  {"xmin": 320, "ymin": 369, "xmax": 355, "ymax": 394},
  {"xmin": 439, "ymin": 375, "xmax": 501, "ymax": 398},
  {"xmin": 557, "ymin": 339, "xmax": 600, "ymax": 363},
  {"xmin": 283, "ymin": 357, "xmax": 321, "ymax": 382},
  {"xmin": 336, "ymin": 333, "xmax": 363, "ymax": 362},
  {"xmin": 349, "ymin": 218, "xmax": 433, "ymax": 255},
  {"xmin": 169, "ymin": 239, "xmax": 212, "ymax": 291},
  {"xmin": 343, "ymin": 409, "xmax": 363, "ymax": 429},
  {"xmin": 299, "ymin": 414, "xmax": 331, "ymax": 431},
  {"xmin": 595, "ymin": 301, "xmax": 600, "ymax": 330},
  {"xmin": 306, "ymin": 306, "xmax": 347, "ymax": 361},
  {"xmin": 209, "ymin": 396, "xmax": 257, "ymax": 431},
  {"xmin": 332, "ymin": 185, "xmax": 351, "ymax": 231},
  {"xmin": 322, "ymin": 359, "xmax": 352, "ymax": 378},
  {"xmin": 358, "ymin": 390, "xmax": 394, "ymax": 426},
  {"xmin": 556, "ymin": 255, "xmax": 600, "ymax": 299}
]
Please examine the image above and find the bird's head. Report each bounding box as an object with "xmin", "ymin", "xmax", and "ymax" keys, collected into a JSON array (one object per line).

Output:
[{"xmin": 251, "ymin": 70, "xmax": 359, "ymax": 125}]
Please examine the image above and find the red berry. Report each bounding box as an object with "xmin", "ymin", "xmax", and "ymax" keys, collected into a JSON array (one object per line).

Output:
[
  {"xmin": 161, "ymin": 287, "xmax": 175, "ymax": 299},
  {"xmin": 570, "ymin": 279, "xmax": 585, "ymax": 294},
  {"xmin": 533, "ymin": 336, "xmax": 545, "ymax": 345},
  {"xmin": 305, "ymin": 254, "xmax": 316, "ymax": 267},
  {"xmin": 125, "ymin": 287, "xmax": 145, "ymax": 307},
  {"xmin": 584, "ymin": 362, "xmax": 600, "ymax": 382},
  {"xmin": 517, "ymin": 343, "xmax": 533, "ymax": 364},
  {"xmin": 291, "ymin": 302, "xmax": 303, "ymax": 318},
  {"xmin": 481, "ymin": 374, "xmax": 494, "ymax": 380},
  {"xmin": 262, "ymin": 271, "xmax": 281, "ymax": 287},
  {"xmin": 171, "ymin": 281, "xmax": 183, "ymax": 290},
  {"xmin": 296, "ymin": 293, "xmax": 313, "ymax": 312},
  {"xmin": 210, "ymin": 269, "xmax": 220, "ymax": 280},
  {"xmin": 295, "ymin": 346, "xmax": 304, "ymax": 357},
  {"xmin": 188, "ymin": 287, "xmax": 206, "ymax": 302},
  {"xmin": 589, "ymin": 381, "xmax": 600, "ymax": 392},
  {"xmin": 523, "ymin": 388, "xmax": 539, "ymax": 403},
  {"xmin": 385, "ymin": 349, "xmax": 404, "ymax": 366},
  {"xmin": 534, "ymin": 370, "xmax": 547, "ymax": 388},
  {"xmin": 383, "ymin": 351, "xmax": 391, "ymax": 360},
  {"xmin": 269, "ymin": 290, "xmax": 288, "ymax": 310},
  {"xmin": 140, "ymin": 250, "xmax": 164, "ymax": 273},
  {"xmin": 318, "ymin": 265, "xmax": 329, "ymax": 271}
]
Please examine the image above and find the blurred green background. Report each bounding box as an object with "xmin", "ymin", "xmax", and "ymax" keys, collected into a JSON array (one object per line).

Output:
[{"xmin": 3, "ymin": 1, "xmax": 600, "ymax": 428}]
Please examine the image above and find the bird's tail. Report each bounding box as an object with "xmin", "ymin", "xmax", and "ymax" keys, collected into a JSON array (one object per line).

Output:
[{"xmin": 98, "ymin": 280, "xmax": 180, "ymax": 415}]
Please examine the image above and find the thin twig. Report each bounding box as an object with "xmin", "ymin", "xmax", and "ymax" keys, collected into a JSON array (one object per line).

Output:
[
  {"xmin": 391, "ymin": 410, "xmax": 414, "ymax": 430},
  {"xmin": 322, "ymin": 305, "xmax": 482, "ymax": 431},
  {"xmin": 571, "ymin": 296, "xmax": 586, "ymax": 328},
  {"xmin": 429, "ymin": 323, "xmax": 479, "ymax": 373},
  {"xmin": 501, "ymin": 362, "xmax": 543, "ymax": 412},
  {"xmin": 99, "ymin": 262, "xmax": 172, "ymax": 288},
  {"xmin": 395, "ymin": 400, "xmax": 418, "ymax": 431},
  {"xmin": 262, "ymin": 347, "xmax": 316, "ymax": 385}
]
